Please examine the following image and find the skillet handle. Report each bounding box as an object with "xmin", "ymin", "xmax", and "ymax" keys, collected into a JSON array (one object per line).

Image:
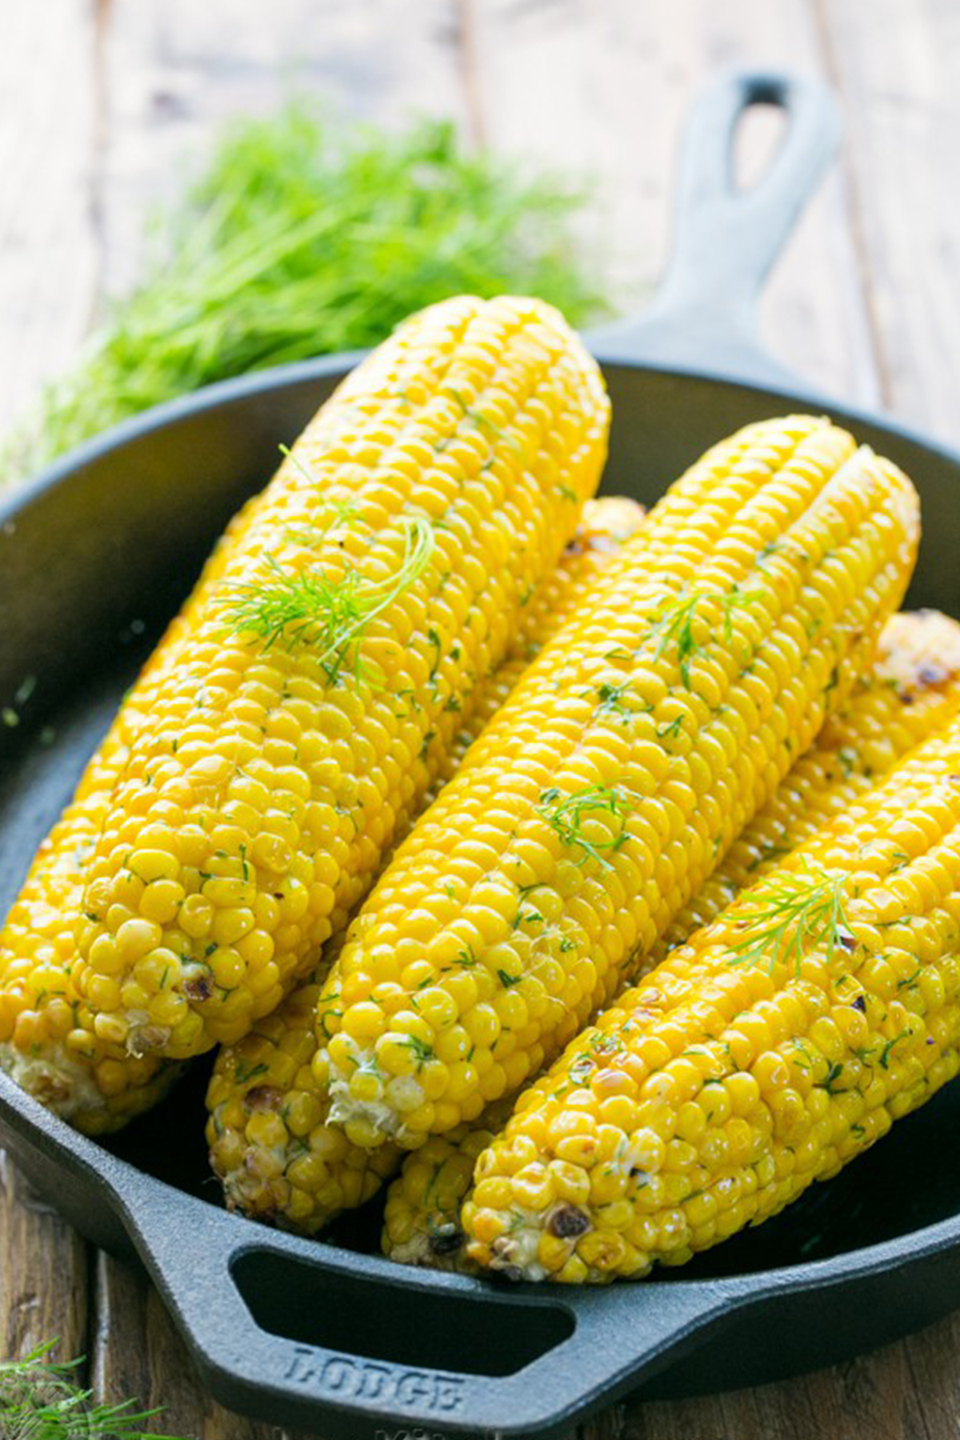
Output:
[
  {"xmin": 587, "ymin": 69, "xmax": 841, "ymax": 391},
  {"xmin": 113, "ymin": 1172, "xmax": 758, "ymax": 1438}
]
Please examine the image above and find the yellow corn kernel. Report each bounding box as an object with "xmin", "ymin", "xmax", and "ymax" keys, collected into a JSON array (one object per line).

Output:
[
  {"xmin": 208, "ymin": 496, "xmax": 649, "ymax": 1229},
  {"xmin": 321, "ymin": 417, "xmax": 919, "ymax": 1151},
  {"xmin": 49, "ymin": 296, "xmax": 610, "ymax": 1065},
  {"xmin": 653, "ymin": 608, "xmax": 960, "ymax": 959},
  {"xmin": 463, "ymin": 715, "xmax": 960, "ymax": 1281}
]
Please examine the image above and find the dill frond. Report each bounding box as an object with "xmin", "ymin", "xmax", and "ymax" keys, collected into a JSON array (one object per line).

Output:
[
  {"xmin": 2, "ymin": 108, "xmax": 605, "ymax": 484},
  {"xmin": 224, "ymin": 515, "xmax": 434, "ymax": 681},
  {"xmin": 0, "ymin": 1340, "xmax": 179, "ymax": 1440},
  {"xmin": 649, "ymin": 588, "xmax": 758, "ymax": 688},
  {"xmin": 729, "ymin": 863, "xmax": 855, "ymax": 974},
  {"xmin": 537, "ymin": 784, "xmax": 634, "ymax": 869}
]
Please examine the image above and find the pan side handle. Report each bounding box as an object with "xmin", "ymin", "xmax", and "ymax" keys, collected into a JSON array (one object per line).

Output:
[
  {"xmin": 110, "ymin": 1166, "xmax": 760, "ymax": 1439},
  {"xmin": 587, "ymin": 70, "xmax": 841, "ymax": 393}
]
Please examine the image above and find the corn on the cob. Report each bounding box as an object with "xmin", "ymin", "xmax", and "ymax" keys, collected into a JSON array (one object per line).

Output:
[
  {"xmin": 653, "ymin": 608, "xmax": 960, "ymax": 955},
  {"xmin": 0, "ymin": 579, "xmax": 224, "ymax": 1131},
  {"xmin": 206, "ymin": 496, "xmax": 645, "ymax": 1229},
  {"xmin": 462, "ymin": 715, "xmax": 960, "ymax": 1282},
  {"xmin": 382, "ymin": 1097, "xmax": 515, "ymax": 1268},
  {"xmin": 318, "ymin": 415, "xmax": 920, "ymax": 1153},
  {"xmin": 58, "ymin": 297, "xmax": 608, "ymax": 1065},
  {"xmin": 0, "ymin": 733, "xmax": 183, "ymax": 1133},
  {"xmin": 382, "ymin": 608, "xmax": 960, "ymax": 1266}
]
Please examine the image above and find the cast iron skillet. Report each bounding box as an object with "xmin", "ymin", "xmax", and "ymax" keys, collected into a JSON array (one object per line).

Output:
[{"xmin": 2, "ymin": 71, "xmax": 960, "ymax": 1440}]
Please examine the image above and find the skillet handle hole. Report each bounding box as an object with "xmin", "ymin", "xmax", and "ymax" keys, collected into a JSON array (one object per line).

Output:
[
  {"xmin": 230, "ymin": 1249, "xmax": 575, "ymax": 1377},
  {"xmin": 733, "ymin": 102, "xmax": 787, "ymax": 194}
]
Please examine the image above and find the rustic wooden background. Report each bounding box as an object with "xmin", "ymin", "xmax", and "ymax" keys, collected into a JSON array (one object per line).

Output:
[{"xmin": 3, "ymin": 2, "xmax": 960, "ymax": 1438}]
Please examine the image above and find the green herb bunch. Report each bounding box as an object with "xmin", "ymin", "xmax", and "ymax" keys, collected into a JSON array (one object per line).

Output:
[
  {"xmin": 3, "ymin": 106, "xmax": 603, "ymax": 481},
  {"xmin": 0, "ymin": 1340, "xmax": 185, "ymax": 1439}
]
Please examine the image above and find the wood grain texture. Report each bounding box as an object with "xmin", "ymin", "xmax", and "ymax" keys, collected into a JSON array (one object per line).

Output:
[
  {"xmin": 91, "ymin": 1251, "xmax": 313, "ymax": 1440},
  {"xmin": 813, "ymin": 0, "xmax": 960, "ymax": 446},
  {"xmin": 617, "ymin": 1317, "xmax": 960, "ymax": 1440},
  {"xmin": 0, "ymin": 0, "xmax": 100, "ymax": 437},
  {"xmin": 0, "ymin": 1152, "xmax": 88, "ymax": 1370},
  {"xmin": 98, "ymin": 0, "xmax": 469, "ymax": 297},
  {"xmin": 466, "ymin": 0, "xmax": 880, "ymax": 405}
]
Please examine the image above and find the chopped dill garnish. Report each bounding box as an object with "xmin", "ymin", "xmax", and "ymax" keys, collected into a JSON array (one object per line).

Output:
[
  {"xmin": 596, "ymin": 678, "xmax": 647, "ymax": 722},
  {"xmin": 649, "ymin": 588, "xmax": 758, "ymax": 688},
  {"xmin": 427, "ymin": 626, "xmax": 443, "ymax": 683},
  {"xmin": 317, "ymin": 993, "xmax": 342, "ymax": 1039},
  {"xmin": 223, "ymin": 515, "xmax": 434, "ymax": 681},
  {"xmin": 232, "ymin": 1058, "xmax": 270, "ymax": 1086},
  {"xmin": 656, "ymin": 715, "xmax": 684, "ymax": 742},
  {"xmin": 537, "ymin": 784, "xmax": 634, "ymax": 869},
  {"xmin": 400, "ymin": 1035, "xmax": 435, "ymax": 1066},
  {"xmin": 729, "ymin": 864, "xmax": 855, "ymax": 974}
]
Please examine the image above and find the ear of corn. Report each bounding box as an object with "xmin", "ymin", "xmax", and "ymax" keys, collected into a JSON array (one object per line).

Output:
[
  {"xmin": 206, "ymin": 496, "xmax": 646, "ymax": 1228},
  {"xmin": 381, "ymin": 608, "xmax": 960, "ymax": 1268},
  {"xmin": 0, "ymin": 731, "xmax": 184, "ymax": 1133},
  {"xmin": 652, "ymin": 607, "xmax": 960, "ymax": 956},
  {"xmin": 462, "ymin": 715, "xmax": 960, "ymax": 1282},
  {"xmin": 382, "ymin": 1100, "xmax": 514, "ymax": 1268},
  {"xmin": 0, "ymin": 578, "xmax": 227, "ymax": 1131},
  {"xmin": 318, "ymin": 416, "xmax": 920, "ymax": 1153},
  {"xmin": 55, "ymin": 296, "xmax": 608, "ymax": 1065}
]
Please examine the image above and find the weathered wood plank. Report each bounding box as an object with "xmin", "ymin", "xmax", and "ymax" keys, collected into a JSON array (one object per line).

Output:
[
  {"xmin": 0, "ymin": 1152, "xmax": 88, "ymax": 1370},
  {"xmin": 618, "ymin": 1320, "xmax": 960, "ymax": 1440},
  {"xmin": 91, "ymin": 1251, "xmax": 314, "ymax": 1440},
  {"xmin": 0, "ymin": 0, "xmax": 100, "ymax": 439},
  {"xmin": 467, "ymin": 0, "xmax": 880, "ymax": 406},
  {"xmin": 812, "ymin": 0, "xmax": 960, "ymax": 444}
]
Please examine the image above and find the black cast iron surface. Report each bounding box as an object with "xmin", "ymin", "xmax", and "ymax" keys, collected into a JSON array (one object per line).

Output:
[{"xmin": 2, "ymin": 71, "xmax": 960, "ymax": 1438}]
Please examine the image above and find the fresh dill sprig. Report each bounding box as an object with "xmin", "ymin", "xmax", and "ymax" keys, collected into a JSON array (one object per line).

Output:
[
  {"xmin": 0, "ymin": 1340, "xmax": 182, "ymax": 1439},
  {"xmin": 537, "ymin": 784, "xmax": 634, "ymax": 869},
  {"xmin": 2, "ymin": 107, "xmax": 605, "ymax": 484},
  {"xmin": 649, "ymin": 588, "xmax": 757, "ymax": 688},
  {"xmin": 729, "ymin": 864, "xmax": 855, "ymax": 974},
  {"xmin": 224, "ymin": 515, "xmax": 434, "ymax": 681}
]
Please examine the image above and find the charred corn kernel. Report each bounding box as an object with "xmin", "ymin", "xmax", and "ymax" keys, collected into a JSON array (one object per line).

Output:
[
  {"xmin": 207, "ymin": 498, "xmax": 645, "ymax": 1230},
  {"xmin": 54, "ymin": 296, "xmax": 609, "ymax": 1062},
  {"xmin": 321, "ymin": 416, "xmax": 920, "ymax": 1150},
  {"xmin": 653, "ymin": 609, "xmax": 960, "ymax": 956},
  {"xmin": 463, "ymin": 717, "xmax": 960, "ymax": 1281}
]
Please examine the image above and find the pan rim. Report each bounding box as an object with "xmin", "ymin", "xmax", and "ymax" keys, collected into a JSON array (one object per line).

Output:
[
  {"xmin": 2, "ymin": 353, "xmax": 960, "ymax": 1415},
  {"xmin": 3, "ymin": 346, "xmax": 959, "ymax": 534},
  {"xmin": 1, "ymin": 1057, "xmax": 958, "ymax": 1305}
]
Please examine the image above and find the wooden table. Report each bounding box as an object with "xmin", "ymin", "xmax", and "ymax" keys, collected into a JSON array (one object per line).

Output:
[{"xmin": 3, "ymin": 2, "xmax": 960, "ymax": 1436}]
